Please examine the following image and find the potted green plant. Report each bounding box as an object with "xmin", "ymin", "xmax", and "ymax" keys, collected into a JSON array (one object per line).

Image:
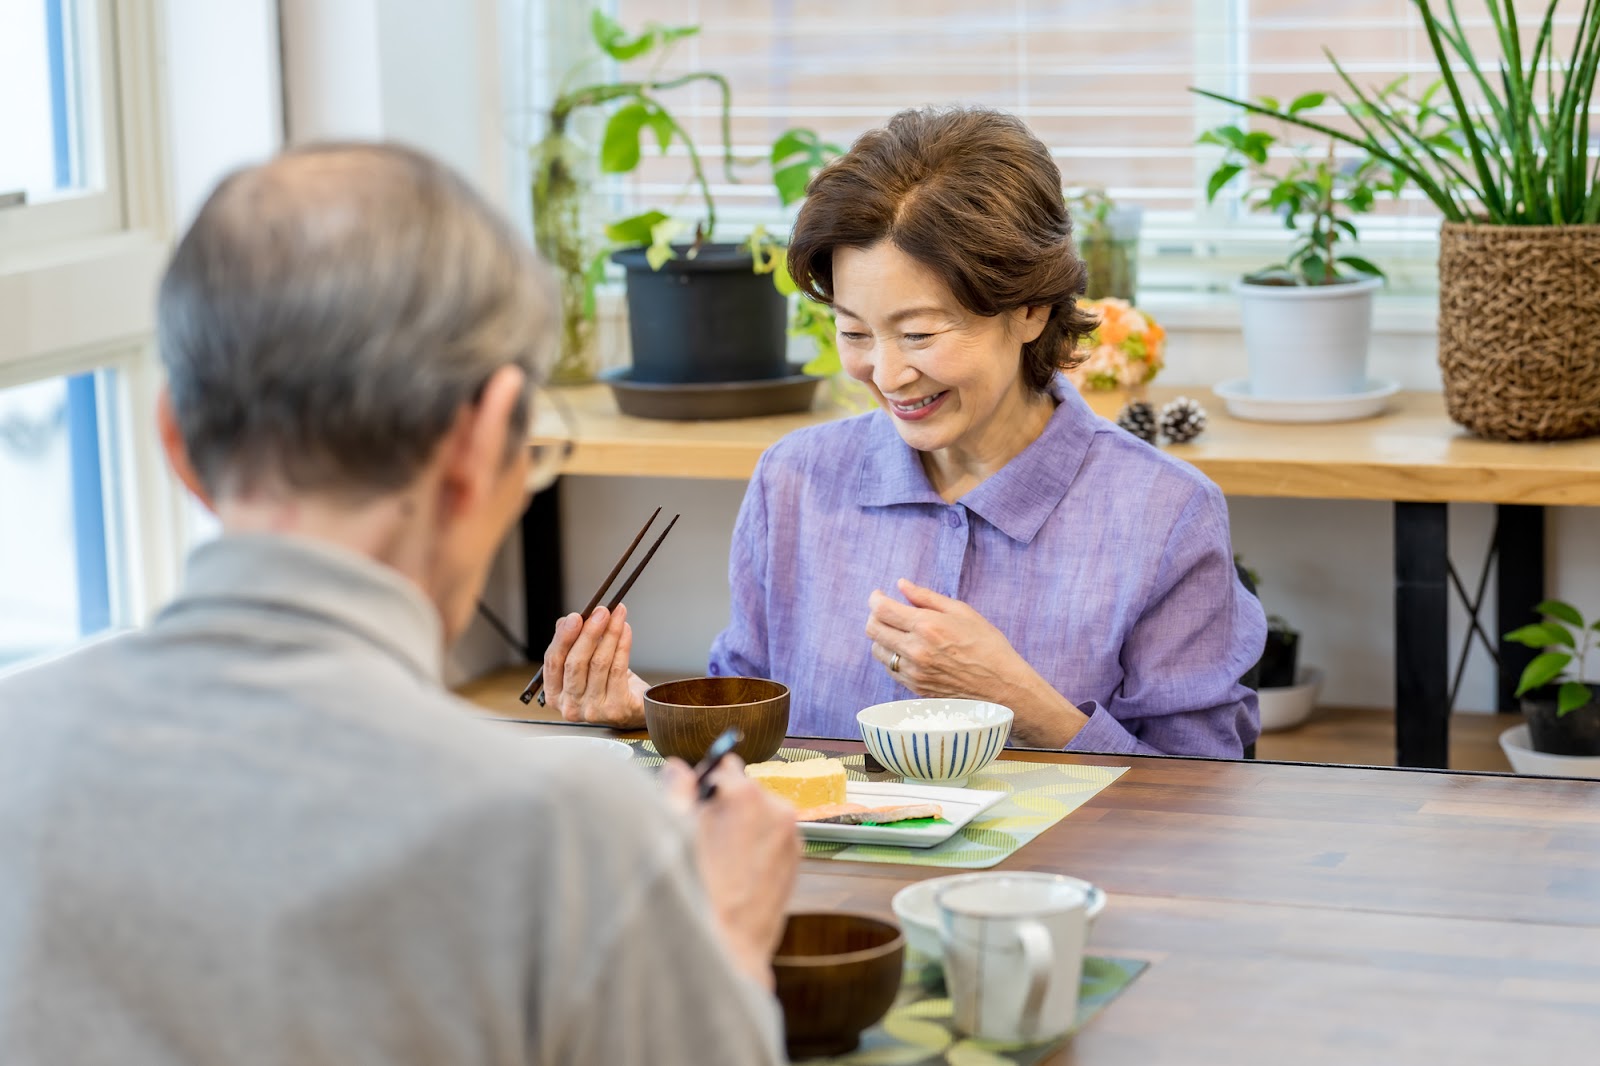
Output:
[
  {"xmin": 1067, "ymin": 187, "xmax": 1142, "ymax": 302},
  {"xmin": 1504, "ymin": 599, "xmax": 1600, "ymax": 759},
  {"xmin": 1198, "ymin": 97, "xmax": 1403, "ymax": 401},
  {"xmin": 1193, "ymin": 0, "xmax": 1600, "ymax": 441},
  {"xmin": 1235, "ymin": 555, "xmax": 1322, "ymax": 732},
  {"xmin": 532, "ymin": 11, "xmax": 784, "ymax": 386}
]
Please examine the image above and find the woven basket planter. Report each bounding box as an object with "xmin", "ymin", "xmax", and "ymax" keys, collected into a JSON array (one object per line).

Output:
[{"xmin": 1438, "ymin": 222, "xmax": 1600, "ymax": 441}]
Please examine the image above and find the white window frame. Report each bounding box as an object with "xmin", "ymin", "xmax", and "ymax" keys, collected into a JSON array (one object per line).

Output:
[
  {"xmin": 0, "ymin": 0, "xmax": 189, "ymax": 646},
  {"xmin": 0, "ymin": 0, "xmax": 129, "ymax": 250}
]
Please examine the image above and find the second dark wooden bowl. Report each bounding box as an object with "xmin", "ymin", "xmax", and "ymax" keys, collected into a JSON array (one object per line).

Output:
[
  {"xmin": 772, "ymin": 912, "xmax": 906, "ymax": 1059},
  {"xmin": 642, "ymin": 676, "xmax": 790, "ymax": 764}
]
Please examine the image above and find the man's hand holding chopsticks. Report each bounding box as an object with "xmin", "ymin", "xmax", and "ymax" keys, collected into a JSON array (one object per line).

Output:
[{"xmin": 542, "ymin": 604, "xmax": 650, "ymax": 728}]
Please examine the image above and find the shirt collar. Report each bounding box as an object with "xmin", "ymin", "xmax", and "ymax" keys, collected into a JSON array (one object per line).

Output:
[
  {"xmin": 856, "ymin": 376, "xmax": 1100, "ymax": 544},
  {"xmin": 157, "ymin": 533, "xmax": 445, "ymax": 680}
]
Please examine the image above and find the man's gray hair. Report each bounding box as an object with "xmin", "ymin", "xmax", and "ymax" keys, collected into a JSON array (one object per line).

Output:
[{"xmin": 157, "ymin": 142, "xmax": 556, "ymax": 499}]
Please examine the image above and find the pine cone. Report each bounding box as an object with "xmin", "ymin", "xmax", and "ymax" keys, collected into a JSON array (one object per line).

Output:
[
  {"xmin": 1116, "ymin": 401, "xmax": 1159, "ymax": 443},
  {"xmin": 1160, "ymin": 396, "xmax": 1208, "ymax": 444}
]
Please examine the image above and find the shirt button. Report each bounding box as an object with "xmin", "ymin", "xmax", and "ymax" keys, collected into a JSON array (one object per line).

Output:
[{"xmin": 946, "ymin": 510, "xmax": 962, "ymax": 528}]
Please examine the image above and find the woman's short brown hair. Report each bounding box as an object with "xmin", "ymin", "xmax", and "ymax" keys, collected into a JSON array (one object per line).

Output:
[{"xmin": 787, "ymin": 107, "xmax": 1095, "ymax": 394}]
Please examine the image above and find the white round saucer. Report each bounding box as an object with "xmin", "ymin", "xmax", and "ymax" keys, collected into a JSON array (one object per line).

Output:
[{"xmin": 1213, "ymin": 378, "xmax": 1400, "ymax": 423}]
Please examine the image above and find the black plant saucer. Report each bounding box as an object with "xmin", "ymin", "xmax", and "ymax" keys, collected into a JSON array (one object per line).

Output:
[{"xmin": 602, "ymin": 365, "xmax": 824, "ymax": 421}]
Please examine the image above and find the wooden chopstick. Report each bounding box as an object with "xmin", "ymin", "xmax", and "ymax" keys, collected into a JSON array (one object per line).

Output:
[
  {"xmin": 579, "ymin": 506, "xmax": 661, "ymax": 618},
  {"xmin": 519, "ymin": 508, "xmax": 677, "ymax": 705},
  {"xmin": 604, "ymin": 514, "xmax": 679, "ymax": 612}
]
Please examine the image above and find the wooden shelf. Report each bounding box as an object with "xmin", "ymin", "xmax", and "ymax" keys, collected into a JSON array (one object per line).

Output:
[{"xmin": 532, "ymin": 384, "xmax": 1600, "ymax": 505}]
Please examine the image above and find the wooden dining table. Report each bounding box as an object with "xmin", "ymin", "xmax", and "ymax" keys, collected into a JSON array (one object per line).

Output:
[{"xmin": 483, "ymin": 700, "xmax": 1600, "ymax": 1064}]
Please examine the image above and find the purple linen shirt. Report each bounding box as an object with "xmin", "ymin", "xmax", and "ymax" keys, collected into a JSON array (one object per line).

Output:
[{"xmin": 707, "ymin": 379, "xmax": 1265, "ymax": 757}]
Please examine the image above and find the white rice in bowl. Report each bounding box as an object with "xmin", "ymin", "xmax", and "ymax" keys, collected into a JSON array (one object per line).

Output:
[{"xmin": 894, "ymin": 708, "xmax": 979, "ymax": 730}]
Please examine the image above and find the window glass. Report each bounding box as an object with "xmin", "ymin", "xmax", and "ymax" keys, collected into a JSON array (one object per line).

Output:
[{"xmin": 0, "ymin": 371, "xmax": 125, "ymax": 670}]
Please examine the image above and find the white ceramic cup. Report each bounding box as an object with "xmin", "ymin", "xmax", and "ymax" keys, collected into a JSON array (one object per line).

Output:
[{"xmin": 936, "ymin": 874, "xmax": 1089, "ymax": 1044}]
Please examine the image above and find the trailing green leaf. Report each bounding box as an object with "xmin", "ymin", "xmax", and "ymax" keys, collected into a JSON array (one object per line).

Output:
[
  {"xmin": 600, "ymin": 103, "xmax": 651, "ymax": 173},
  {"xmin": 590, "ymin": 10, "xmax": 698, "ymax": 62},
  {"xmin": 1558, "ymin": 680, "xmax": 1595, "ymax": 716},
  {"xmin": 1516, "ymin": 651, "xmax": 1573, "ymax": 695},
  {"xmin": 645, "ymin": 217, "xmax": 686, "ymax": 270},
  {"xmin": 1537, "ymin": 599, "xmax": 1586, "ymax": 628},
  {"xmin": 1288, "ymin": 91, "xmax": 1326, "ymax": 114},
  {"xmin": 1336, "ymin": 255, "xmax": 1385, "ymax": 278},
  {"xmin": 604, "ymin": 210, "xmax": 669, "ymax": 247},
  {"xmin": 1205, "ymin": 164, "xmax": 1243, "ymax": 204},
  {"xmin": 770, "ymin": 126, "xmax": 842, "ymax": 207},
  {"xmin": 1504, "ymin": 621, "xmax": 1576, "ymax": 649}
]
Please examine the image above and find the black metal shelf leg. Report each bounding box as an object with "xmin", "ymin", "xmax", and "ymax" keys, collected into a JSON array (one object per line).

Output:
[
  {"xmin": 1395, "ymin": 502, "xmax": 1450, "ymax": 768},
  {"xmin": 520, "ymin": 481, "xmax": 565, "ymax": 664},
  {"xmin": 1495, "ymin": 505, "xmax": 1546, "ymax": 713}
]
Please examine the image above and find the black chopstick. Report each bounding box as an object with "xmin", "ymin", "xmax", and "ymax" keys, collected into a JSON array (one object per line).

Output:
[
  {"xmin": 579, "ymin": 506, "xmax": 661, "ymax": 618},
  {"xmin": 604, "ymin": 514, "xmax": 678, "ymax": 612},
  {"xmin": 519, "ymin": 508, "xmax": 679, "ymax": 705},
  {"xmin": 694, "ymin": 728, "xmax": 744, "ymax": 800}
]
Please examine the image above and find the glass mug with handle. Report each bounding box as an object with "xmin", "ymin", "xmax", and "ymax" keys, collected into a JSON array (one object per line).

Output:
[{"xmin": 935, "ymin": 874, "xmax": 1090, "ymax": 1044}]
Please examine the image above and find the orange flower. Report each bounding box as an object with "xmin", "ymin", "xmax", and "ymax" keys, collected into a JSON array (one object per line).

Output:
[
  {"xmin": 1072, "ymin": 298, "xmax": 1166, "ymax": 390},
  {"xmin": 1095, "ymin": 300, "xmax": 1133, "ymax": 346}
]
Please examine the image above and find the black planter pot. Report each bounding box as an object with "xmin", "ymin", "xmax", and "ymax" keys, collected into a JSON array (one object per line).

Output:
[
  {"xmin": 1258, "ymin": 626, "xmax": 1300, "ymax": 689},
  {"xmin": 1522, "ymin": 684, "xmax": 1600, "ymax": 756},
  {"xmin": 612, "ymin": 243, "xmax": 789, "ymax": 385}
]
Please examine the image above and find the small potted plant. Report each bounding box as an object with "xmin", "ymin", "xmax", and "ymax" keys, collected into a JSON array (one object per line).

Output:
[
  {"xmin": 532, "ymin": 12, "xmax": 706, "ymax": 383},
  {"xmin": 533, "ymin": 11, "xmax": 785, "ymax": 386},
  {"xmin": 1503, "ymin": 600, "xmax": 1600, "ymax": 764},
  {"xmin": 1197, "ymin": 94, "xmax": 1404, "ymax": 401},
  {"xmin": 1066, "ymin": 187, "xmax": 1142, "ymax": 302},
  {"xmin": 1194, "ymin": 2, "xmax": 1600, "ymax": 442},
  {"xmin": 1235, "ymin": 556, "xmax": 1322, "ymax": 732}
]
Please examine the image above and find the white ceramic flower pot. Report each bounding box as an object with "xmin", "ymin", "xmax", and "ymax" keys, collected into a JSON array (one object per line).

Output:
[
  {"xmin": 1256, "ymin": 666, "xmax": 1324, "ymax": 733},
  {"xmin": 1499, "ymin": 724, "xmax": 1600, "ymax": 779},
  {"xmin": 1237, "ymin": 276, "xmax": 1382, "ymax": 398}
]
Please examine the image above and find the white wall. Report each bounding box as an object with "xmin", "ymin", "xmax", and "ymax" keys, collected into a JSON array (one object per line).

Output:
[
  {"xmin": 276, "ymin": 0, "xmax": 527, "ymax": 684},
  {"xmin": 556, "ymin": 315, "xmax": 1600, "ymax": 714},
  {"xmin": 163, "ymin": 0, "xmax": 283, "ymax": 226}
]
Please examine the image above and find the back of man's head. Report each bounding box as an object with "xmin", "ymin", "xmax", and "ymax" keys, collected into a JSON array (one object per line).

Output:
[{"xmin": 157, "ymin": 142, "xmax": 554, "ymax": 501}]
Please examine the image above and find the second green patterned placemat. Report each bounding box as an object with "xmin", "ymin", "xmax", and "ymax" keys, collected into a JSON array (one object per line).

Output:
[
  {"xmin": 804, "ymin": 954, "xmax": 1148, "ymax": 1065},
  {"xmin": 624, "ymin": 742, "xmax": 1127, "ymax": 870}
]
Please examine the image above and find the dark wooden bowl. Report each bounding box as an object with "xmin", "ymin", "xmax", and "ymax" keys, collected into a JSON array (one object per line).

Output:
[
  {"xmin": 772, "ymin": 912, "xmax": 906, "ymax": 1059},
  {"xmin": 643, "ymin": 677, "xmax": 790, "ymax": 764}
]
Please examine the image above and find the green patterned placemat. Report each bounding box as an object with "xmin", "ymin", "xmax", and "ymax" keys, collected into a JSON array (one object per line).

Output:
[
  {"xmin": 624, "ymin": 743, "xmax": 1127, "ymax": 870},
  {"xmin": 804, "ymin": 953, "xmax": 1148, "ymax": 1065}
]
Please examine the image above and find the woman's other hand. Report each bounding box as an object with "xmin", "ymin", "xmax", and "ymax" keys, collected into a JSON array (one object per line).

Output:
[
  {"xmin": 541, "ymin": 605, "xmax": 649, "ymax": 728},
  {"xmin": 866, "ymin": 578, "xmax": 1087, "ymax": 747}
]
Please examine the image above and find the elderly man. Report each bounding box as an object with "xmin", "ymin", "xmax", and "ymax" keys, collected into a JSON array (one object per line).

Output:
[{"xmin": 0, "ymin": 144, "xmax": 797, "ymax": 1065}]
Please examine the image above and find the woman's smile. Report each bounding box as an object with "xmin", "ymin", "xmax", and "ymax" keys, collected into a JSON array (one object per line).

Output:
[{"xmin": 887, "ymin": 390, "xmax": 950, "ymax": 420}]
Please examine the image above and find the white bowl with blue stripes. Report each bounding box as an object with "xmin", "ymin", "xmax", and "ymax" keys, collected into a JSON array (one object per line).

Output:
[{"xmin": 856, "ymin": 699, "xmax": 1013, "ymax": 787}]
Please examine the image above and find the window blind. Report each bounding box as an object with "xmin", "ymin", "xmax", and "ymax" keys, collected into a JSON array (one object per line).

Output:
[{"xmin": 571, "ymin": 0, "xmax": 1591, "ymax": 293}]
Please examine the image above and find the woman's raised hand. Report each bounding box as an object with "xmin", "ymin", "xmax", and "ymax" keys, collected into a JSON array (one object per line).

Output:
[{"xmin": 541, "ymin": 605, "xmax": 649, "ymax": 728}]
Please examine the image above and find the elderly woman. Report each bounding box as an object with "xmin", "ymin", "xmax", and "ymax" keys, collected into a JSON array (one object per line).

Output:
[{"xmin": 546, "ymin": 107, "xmax": 1265, "ymax": 757}]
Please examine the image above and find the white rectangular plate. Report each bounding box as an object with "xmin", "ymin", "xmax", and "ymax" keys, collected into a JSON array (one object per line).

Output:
[{"xmin": 799, "ymin": 781, "xmax": 1005, "ymax": 848}]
